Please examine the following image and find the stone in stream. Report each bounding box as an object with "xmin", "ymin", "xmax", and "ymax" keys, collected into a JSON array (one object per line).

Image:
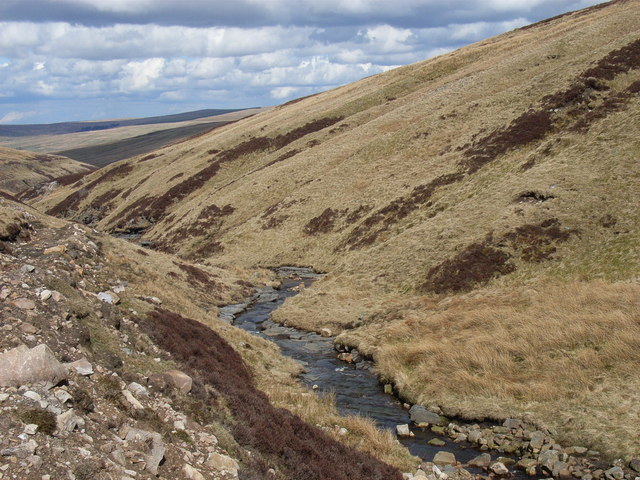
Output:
[
  {"xmin": 432, "ymin": 451, "xmax": 456, "ymax": 466},
  {"xmin": 528, "ymin": 430, "xmax": 546, "ymax": 450},
  {"xmin": 490, "ymin": 462, "xmax": 510, "ymax": 476},
  {"xmin": 468, "ymin": 453, "xmax": 492, "ymax": 468},
  {"xmin": 410, "ymin": 405, "xmax": 448, "ymax": 427},
  {"xmin": 396, "ymin": 424, "xmax": 414, "ymax": 437},
  {"xmin": 428, "ymin": 438, "xmax": 446, "ymax": 447}
]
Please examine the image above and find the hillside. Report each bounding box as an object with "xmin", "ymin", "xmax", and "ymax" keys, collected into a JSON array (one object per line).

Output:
[
  {"xmin": 35, "ymin": 0, "xmax": 640, "ymax": 462},
  {"xmin": 0, "ymin": 196, "xmax": 412, "ymax": 479},
  {"xmin": 0, "ymin": 147, "xmax": 94, "ymax": 196}
]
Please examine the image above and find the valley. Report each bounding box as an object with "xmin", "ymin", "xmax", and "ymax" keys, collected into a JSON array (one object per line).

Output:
[{"xmin": 1, "ymin": 1, "xmax": 639, "ymax": 479}]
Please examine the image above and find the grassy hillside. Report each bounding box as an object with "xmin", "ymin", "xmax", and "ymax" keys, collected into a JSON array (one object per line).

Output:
[
  {"xmin": 35, "ymin": 0, "xmax": 640, "ymax": 459},
  {"xmin": 0, "ymin": 146, "xmax": 94, "ymax": 196}
]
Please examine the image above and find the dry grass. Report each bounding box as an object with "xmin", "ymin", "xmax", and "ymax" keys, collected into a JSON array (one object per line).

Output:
[{"xmin": 336, "ymin": 280, "xmax": 640, "ymax": 460}]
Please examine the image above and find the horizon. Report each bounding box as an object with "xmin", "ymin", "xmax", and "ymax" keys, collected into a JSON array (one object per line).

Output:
[{"xmin": 0, "ymin": 0, "xmax": 605, "ymax": 125}]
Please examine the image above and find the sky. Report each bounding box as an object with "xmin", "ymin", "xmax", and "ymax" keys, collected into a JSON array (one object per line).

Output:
[{"xmin": 0, "ymin": 0, "xmax": 605, "ymax": 125}]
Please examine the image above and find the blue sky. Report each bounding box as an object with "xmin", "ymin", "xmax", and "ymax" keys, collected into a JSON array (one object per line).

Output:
[{"xmin": 0, "ymin": 0, "xmax": 604, "ymax": 124}]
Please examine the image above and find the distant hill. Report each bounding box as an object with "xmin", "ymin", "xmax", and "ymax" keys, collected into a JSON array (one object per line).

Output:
[
  {"xmin": 0, "ymin": 108, "xmax": 247, "ymax": 137},
  {"xmin": 0, "ymin": 146, "xmax": 94, "ymax": 196},
  {"xmin": 54, "ymin": 120, "xmax": 230, "ymax": 168}
]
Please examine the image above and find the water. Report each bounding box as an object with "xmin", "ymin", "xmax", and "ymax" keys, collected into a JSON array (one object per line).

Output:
[{"xmin": 233, "ymin": 274, "xmax": 491, "ymax": 467}]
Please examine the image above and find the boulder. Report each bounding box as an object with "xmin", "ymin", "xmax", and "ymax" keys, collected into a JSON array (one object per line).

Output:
[
  {"xmin": 629, "ymin": 459, "xmax": 640, "ymax": 473},
  {"xmin": 66, "ymin": 358, "xmax": 93, "ymax": 376},
  {"xmin": 432, "ymin": 451, "xmax": 456, "ymax": 466},
  {"xmin": 604, "ymin": 466, "xmax": 625, "ymax": 480},
  {"xmin": 56, "ymin": 409, "xmax": 84, "ymax": 433},
  {"xmin": 206, "ymin": 452, "xmax": 239, "ymax": 478},
  {"xmin": 0, "ymin": 344, "xmax": 67, "ymax": 389},
  {"xmin": 122, "ymin": 426, "xmax": 165, "ymax": 475},
  {"xmin": 148, "ymin": 369, "xmax": 192, "ymax": 394},
  {"xmin": 11, "ymin": 298, "xmax": 36, "ymax": 310},
  {"xmin": 183, "ymin": 464, "xmax": 206, "ymax": 480},
  {"xmin": 410, "ymin": 405, "xmax": 448, "ymax": 427},
  {"xmin": 516, "ymin": 458, "xmax": 537, "ymax": 470},
  {"xmin": 538, "ymin": 449, "xmax": 560, "ymax": 474},
  {"xmin": 1, "ymin": 440, "xmax": 37, "ymax": 459},
  {"xmin": 529, "ymin": 431, "xmax": 545, "ymax": 450},
  {"xmin": 320, "ymin": 328, "xmax": 332, "ymax": 337},
  {"xmin": 396, "ymin": 424, "xmax": 414, "ymax": 437},
  {"xmin": 97, "ymin": 291, "xmax": 120, "ymax": 305},
  {"xmin": 490, "ymin": 462, "xmax": 510, "ymax": 476},
  {"xmin": 468, "ymin": 453, "xmax": 492, "ymax": 468}
]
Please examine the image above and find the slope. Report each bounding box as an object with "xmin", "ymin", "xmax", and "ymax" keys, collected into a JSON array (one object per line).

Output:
[
  {"xmin": 36, "ymin": 0, "xmax": 640, "ymax": 460},
  {"xmin": 0, "ymin": 146, "xmax": 94, "ymax": 196}
]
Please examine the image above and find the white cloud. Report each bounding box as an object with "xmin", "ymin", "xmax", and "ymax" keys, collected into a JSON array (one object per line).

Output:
[
  {"xmin": 0, "ymin": 111, "xmax": 38, "ymax": 123},
  {"xmin": 118, "ymin": 58, "xmax": 165, "ymax": 92}
]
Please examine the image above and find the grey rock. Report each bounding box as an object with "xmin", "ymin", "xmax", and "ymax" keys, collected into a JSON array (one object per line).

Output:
[
  {"xmin": 206, "ymin": 452, "xmax": 239, "ymax": 478},
  {"xmin": 11, "ymin": 298, "xmax": 36, "ymax": 310},
  {"xmin": 503, "ymin": 418, "xmax": 522, "ymax": 429},
  {"xmin": 183, "ymin": 464, "xmax": 206, "ymax": 480},
  {"xmin": 56, "ymin": 408, "xmax": 84, "ymax": 432},
  {"xmin": 97, "ymin": 291, "xmax": 120, "ymax": 304},
  {"xmin": 428, "ymin": 438, "xmax": 446, "ymax": 447},
  {"xmin": 604, "ymin": 466, "xmax": 625, "ymax": 480},
  {"xmin": 219, "ymin": 303, "xmax": 248, "ymax": 316},
  {"xmin": 468, "ymin": 453, "xmax": 492, "ymax": 468},
  {"xmin": 490, "ymin": 462, "xmax": 510, "ymax": 476},
  {"xmin": 148, "ymin": 369, "xmax": 192, "ymax": 394},
  {"xmin": 432, "ymin": 451, "xmax": 456, "ymax": 466},
  {"xmin": 529, "ymin": 431, "xmax": 546, "ymax": 450},
  {"xmin": 410, "ymin": 405, "xmax": 448, "ymax": 426},
  {"xmin": 1, "ymin": 440, "xmax": 37, "ymax": 458},
  {"xmin": 39, "ymin": 290, "xmax": 52, "ymax": 301},
  {"xmin": 629, "ymin": 459, "xmax": 640, "ymax": 473},
  {"xmin": 396, "ymin": 424, "xmax": 413, "ymax": 437},
  {"xmin": 538, "ymin": 449, "xmax": 560, "ymax": 474},
  {"xmin": 127, "ymin": 382, "xmax": 148, "ymax": 397},
  {"xmin": 0, "ymin": 344, "xmax": 67, "ymax": 389},
  {"xmin": 21, "ymin": 264, "xmax": 36, "ymax": 273},
  {"xmin": 468, "ymin": 430, "xmax": 482, "ymax": 443},
  {"xmin": 66, "ymin": 358, "xmax": 93, "ymax": 376},
  {"xmin": 122, "ymin": 426, "xmax": 165, "ymax": 475}
]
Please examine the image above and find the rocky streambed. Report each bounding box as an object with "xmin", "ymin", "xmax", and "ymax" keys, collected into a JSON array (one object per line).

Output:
[{"xmin": 221, "ymin": 267, "xmax": 639, "ymax": 480}]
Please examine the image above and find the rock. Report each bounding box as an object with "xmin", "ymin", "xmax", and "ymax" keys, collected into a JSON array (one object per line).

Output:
[
  {"xmin": 127, "ymin": 382, "xmax": 148, "ymax": 397},
  {"xmin": 503, "ymin": 418, "xmax": 522, "ymax": 429},
  {"xmin": 496, "ymin": 457, "xmax": 516, "ymax": 466},
  {"xmin": 43, "ymin": 245, "xmax": 66, "ymax": 255},
  {"xmin": 410, "ymin": 405, "xmax": 448, "ymax": 427},
  {"xmin": 20, "ymin": 323, "xmax": 37, "ymax": 334},
  {"xmin": 121, "ymin": 389, "xmax": 144, "ymax": 410},
  {"xmin": 397, "ymin": 424, "xmax": 414, "ymax": 437},
  {"xmin": 467, "ymin": 430, "xmax": 482, "ymax": 443},
  {"xmin": 23, "ymin": 390, "xmax": 42, "ymax": 402},
  {"xmin": 468, "ymin": 453, "xmax": 492, "ymax": 468},
  {"xmin": 516, "ymin": 458, "xmax": 537, "ymax": 470},
  {"xmin": 219, "ymin": 304, "xmax": 247, "ymax": 316},
  {"xmin": 529, "ymin": 431, "xmax": 545, "ymax": 450},
  {"xmin": 1, "ymin": 440, "xmax": 37, "ymax": 458},
  {"xmin": 629, "ymin": 459, "xmax": 640, "ymax": 473},
  {"xmin": 538, "ymin": 449, "xmax": 560, "ymax": 474},
  {"xmin": 320, "ymin": 328, "xmax": 332, "ymax": 337},
  {"xmin": 206, "ymin": 452, "xmax": 239, "ymax": 478},
  {"xmin": 122, "ymin": 426, "xmax": 165, "ymax": 475},
  {"xmin": 11, "ymin": 298, "xmax": 36, "ymax": 310},
  {"xmin": 384, "ymin": 383, "xmax": 393, "ymax": 394},
  {"xmin": 97, "ymin": 291, "xmax": 120, "ymax": 304},
  {"xmin": 490, "ymin": 462, "xmax": 510, "ymax": 476},
  {"xmin": 20, "ymin": 264, "xmax": 36, "ymax": 273},
  {"xmin": 428, "ymin": 438, "xmax": 446, "ymax": 447},
  {"xmin": 0, "ymin": 344, "xmax": 67, "ymax": 389},
  {"xmin": 337, "ymin": 353, "xmax": 353, "ymax": 362},
  {"xmin": 51, "ymin": 291, "xmax": 64, "ymax": 302},
  {"xmin": 39, "ymin": 290, "xmax": 52, "ymax": 301},
  {"xmin": 433, "ymin": 451, "xmax": 456, "ymax": 466},
  {"xmin": 604, "ymin": 466, "xmax": 625, "ymax": 480},
  {"xmin": 56, "ymin": 408, "xmax": 84, "ymax": 432},
  {"xmin": 148, "ymin": 369, "xmax": 192, "ymax": 394},
  {"xmin": 183, "ymin": 464, "xmax": 206, "ymax": 480},
  {"xmin": 24, "ymin": 424, "xmax": 38, "ymax": 435},
  {"xmin": 67, "ymin": 358, "xmax": 93, "ymax": 376}
]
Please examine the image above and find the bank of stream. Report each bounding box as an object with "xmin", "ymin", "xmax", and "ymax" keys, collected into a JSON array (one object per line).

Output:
[{"xmin": 224, "ymin": 268, "xmax": 608, "ymax": 479}]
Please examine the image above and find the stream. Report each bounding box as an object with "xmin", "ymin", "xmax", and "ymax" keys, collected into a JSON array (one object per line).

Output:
[{"xmin": 229, "ymin": 268, "xmax": 523, "ymax": 475}]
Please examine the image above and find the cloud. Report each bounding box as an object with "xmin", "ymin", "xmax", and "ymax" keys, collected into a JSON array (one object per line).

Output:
[
  {"xmin": 0, "ymin": 0, "xmax": 606, "ymax": 123},
  {"xmin": 0, "ymin": 110, "xmax": 38, "ymax": 123}
]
